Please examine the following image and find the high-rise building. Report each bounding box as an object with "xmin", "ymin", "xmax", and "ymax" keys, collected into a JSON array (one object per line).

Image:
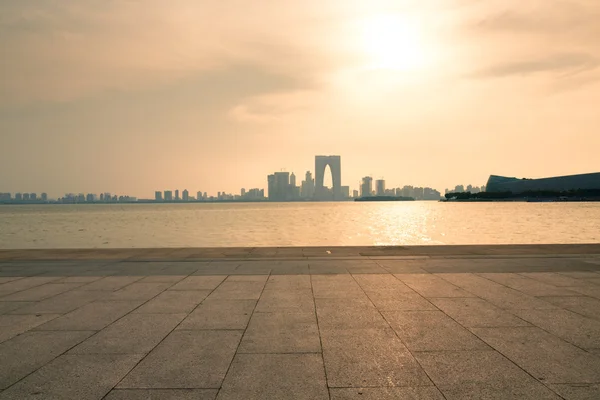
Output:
[
  {"xmin": 175, "ymin": 190, "xmax": 180, "ymax": 201},
  {"xmin": 315, "ymin": 156, "xmax": 342, "ymax": 200},
  {"xmin": 15, "ymin": 193, "xmax": 22, "ymax": 201},
  {"xmin": 182, "ymin": 189, "xmax": 189, "ymax": 201},
  {"xmin": 86, "ymin": 193, "xmax": 96, "ymax": 202},
  {"xmin": 30, "ymin": 193, "xmax": 37, "ymax": 201},
  {"xmin": 352, "ymin": 189, "xmax": 359, "ymax": 198},
  {"xmin": 301, "ymin": 171, "xmax": 315, "ymax": 199},
  {"xmin": 41, "ymin": 193, "xmax": 47, "ymax": 202},
  {"xmin": 0, "ymin": 193, "xmax": 11, "ymax": 201},
  {"xmin": 155, "ymin": 191, "xmax": 162, "ymax": 201},
  {"xmin": 454, "ymin": 185, "xmax": 465, "ymax": 193},
  {"xmin": 241, "ymin": 188, "xmax": 246, "ymax": 197},
  {"xmin": 164, "ymin": 190, "xmax": 173, "ymax": 201},
  {"xmin": 342, "ymin": 186, "xmax": 350, "ymax": 199},
  {"xmin": 360, "ymin": 177, "xmax": 373, "ymax": 198},
  {"xmin": 290, "ymin": 173, "xmax": 296, "ymax": 188},
  {"xmin": 375, "ymin": 180, "xmax": 385, "ymax": 196},
  {"xmin": 197, "ymin": 191, "xmax": 204, "ymax": 201},
  {"xmin": 23, "ymin": 193, "xmax": 30, "ymax": 201}
]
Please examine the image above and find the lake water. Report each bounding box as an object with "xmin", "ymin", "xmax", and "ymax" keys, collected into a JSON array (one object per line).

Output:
[{"xmin": 0, "ymin": 202, "xmax": 598, "ymax": 249}]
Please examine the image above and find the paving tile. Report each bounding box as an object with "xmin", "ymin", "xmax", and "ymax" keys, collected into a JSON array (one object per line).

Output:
[
  {"xmin": 366, "ymin": 289, "xmax": 436, "ymax": 311},
  {"xmin": 0, "ymin": 354, "xmax": 142, "ymax": 400},
  {"xmin": 118, "ymin": 330, "xmax": 241, "ymax": 389},
  {"xmin": 8, "ymin": 290, "xmax": 106, "ymax": 314},
  {"xmin": 430, "ymin": 297, "xmax": 530, "ymax": 328},
  {"xmin": 320, "ymin": 327, "xmax": 432, "ymax": 388},
  {"xmin": 0, "ymin": 283, "xmax": 82, "ymax": 301},
  {"xmin": 520, "ymin": 272, "xmax": 593, "ymax": 287},
  {"xmin": 105, "ymin": 389, "xmax": 218, "ymax": 399},
  {"xmin": 562, "ymin": 285, "xmax": 600, "ymax": 300},
  {"xmin": 225, "ymin": 275, "xmax": 269, "ymax": 282},
  {"xmin": 512, "ymin": 308, "xmax": 600, "ymax": 348},
  {"xmin": 35, "ymin": 301, "xmax": 143, "ymax": 331},
  {"xmin": 330, "ymin": 387, "xmax": 445, "ymax": 399},
  {"xmin": 255, "ymin": 289, "xmax": 315, "ymax": 313},
  {"xmin": 396, "ymin": 274, "xmax": 474, "ymax": 298},
  {"xmin": 0, "ymin": 277, "xmax": 24, "ymax": 284},
  {"xmin": 383, "ymin": 311, "xmax": 489, "ymax": 351},
  {"xmin": 0, "ymin": 330, "xmax": 93, "ymax": 389},
  {"xmin": 549, "ymin": 383, "xmax": 600, "ymax": 400},
  {"xmin": 105, "ymin": 283, "xmax": 171, "ymax": 301},
  {"xmin": 264, "ymin": 275, "xmax": 311, "ymax": 290},
  {"xmin": 56, "ymin": 276, "xmax": 105, "ymax": 283},
  {"xmin": 80, "ymin": 276, "xmax": 143, "ymax": 291},
  {"xmin": 239, "ymin": 312, "xmax": 320, "ymax": 353},
  {"xmin": 372, "ymin": 260, "xmax": 428, "ymax": 274},
  {"xmin": 541, "ymin": 296, "xmax": 600, "ymax": 321},
  {"xmin": 437, "ymin": 273, "xmax": 556, "ymax": 309},
  {"xmin": 206, "ymin": 281, "xmax": 265, "ymax": 300},
  {"xmin": 415, "ymin": 350, "xmax": 560, "ymax": 400},
  {"xmin": 177, "ymin": 299, "xmax": 256, "ymax": 330},
  {"xmin": 168, "ymin": 275, "xmax": 226, "ymax": 290},
  {"xmin": 70, "ymin": 313, "xmax": 185, "ymax": 354},
  {"xmin": 312, "ymin": 275, "xmax": 366, "ymax": 298},
  {"xmin": 217, "ymin": 354, "xmax": 328, "ymax": 400},
  {"xmin": 353, "ymin": 274, "xmax": 413, "ymax": 291},
  {"xmin": 0, "ymin": 314, "xmax": 62, "ymax": 343},
  {"xmin": 0, "ymin": 301, "xmax": 33, "ymax": 314},
  {"xmin": 134, "ymin": 290, "xmax": 211, "ymax": 314},
  {"xmin": 478, "ymin": 273, "xmax": 581, "ymax": 296},
  {"xmin": 471, "ymin": 326, "xmax": 600, "ymax": 383},
  {"xmin": 0, "ymin": 277, "xmax": 61, "ymax": 297},
  {"xmin": 316, "ymin": 298, "xmax": 388, "ymax": 330},
  {"xmin": 139, "ymin": 275, "xmax": 188, "ymax": 283},
  {"xmin": 557, "ymin": 272, "xmax": 600, "ymax": 279}
]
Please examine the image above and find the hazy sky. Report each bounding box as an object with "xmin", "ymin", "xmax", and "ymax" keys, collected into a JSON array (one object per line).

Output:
[{"xmin": 1, "ymin": 0, "xmax": 599, "ymax": 198}]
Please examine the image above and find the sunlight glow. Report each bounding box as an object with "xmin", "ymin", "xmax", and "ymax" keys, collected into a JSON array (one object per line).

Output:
[{"xmin": 360, "ymin": 14, "xmax": 427, "ymax": 72}]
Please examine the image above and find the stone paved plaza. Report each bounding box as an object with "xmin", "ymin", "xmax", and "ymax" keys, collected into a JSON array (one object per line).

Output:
[{"xmin": 1, "ymin": 245, "xmax": 600, "ymax": 399}]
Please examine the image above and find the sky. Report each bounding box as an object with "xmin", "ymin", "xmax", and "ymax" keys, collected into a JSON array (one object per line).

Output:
[{"xmin": 1, "ymin": 0, "xmax": 599, "ymax": 198}]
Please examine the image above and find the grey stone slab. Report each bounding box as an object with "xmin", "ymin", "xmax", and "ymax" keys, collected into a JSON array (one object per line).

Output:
[
  {"xmin": 0, "ymin": 330, "xmax": 93, "ymax": 390},
  {"xmin": 0, "ymin": 277, "xmax": 61, "ymax": 297},
  {"xmin": 353, "ymin": 274, "xmax": 414, "ymax": 291},
  {"xmin": 8, "ymin": 289, "xmax": 106, "ymax": 314},
  {"xmin": 118, "ymin": 330, "xmax": 241, "ymax": 389},
  {"xmin": 168, "ymin": 275, "xmax": 226, "ymax": 290},
  {"xmin": 478, "ymin": 273, "xmax": 582, "ymax": 297},
  {"xmin": 105, "ymin": 389, "xmax": 218, "ymax": 400},
  {"xmin": 80, "ymin": 276, "xmax": 144, "ymax": 291},
  {"xmin": 549, "ymin": 383, "xmax": 600, "ymax": 400},
  {"xmin": 471, "ymin": 326, "xmax": 600, "ymax": 383},
  {"xmin": 70, "ymin": 313, "xmax": 185, "ymax": 354},
  {"xmin": 383, "ymin": 310, "xmax": 489, "ymax": 351},
  {"xmin": 312, "ymin": 275, "xmax": 366, "ymax": 298},
  {"xmin": 315, "ymin": 298, "xmax": 389, "ymax": 330},
  {"xmin": 374, "ymin": 260, "xmax": 429, "ymax": 274},
  {"xmin": 0, "ymin": 354, "xmax": 142, "ymax": 400},
  {"xmin": 239, "ymin": 312, "xmax": 320, "ymax": 353},
  {"xmin": 366, "ymin": 289, "xmax": 436, "ymax": 311},
  {"xmin": 139, "ymin": 275, "xmax": 188, "ymax": 283},
  {"xmin": 512, "ymin": 308, "xmax": 600, "ymax": 348},
  {"xmin": 105, "ymin": 282, "xmax": 171, "ymax": 301},
  {"xmin": 396, "ymin": 274, "xmax": 474, "ymax": 298},
  {"xmin": 264, "ymin": 275, "xmax": 311, "ymax": 290},
  {"xmin": 0, "ymin": 301, "xmax": 33, "ymax": 314},
  {"xmin": 430, "ymin": 297, "xmax": 531, "ymax": 328},
  {"xmin": 415, "ymin": 350, "xmax": 560, "ymax": 400},
  {"xmin": 558, "ymin": 272, "xmax": 600, "ymax": 279},
  {"xmin": 437, "ymin": 273, "xmax": 556, "ymax": 309},
  {"xmin": 206, "ymin": 281, "xmax": 265, "ymax": 300},
  {"xmin": 217, "ymin": 353, "xmax": 328, "ymax": 400},
  {"xmin": 225, "ymin": 275, "xmax": 269, "ymax": 282},
  {"xmin": 0, "ymin": 277, "xmax": 24, "ymax": 284},
  {"xmin": 35, "ymin": 301, "xmax": 143, "ymax": 331},
  {"xmin": 56, "ymin": 276, "xmax": 105, "ymax": 283},
  {"xmin": 520, "ymin": 272, "xmax": 593, "ymax": 287},
  {"xmin": 330, "ymin": 387, "xmax": 445, "ymax": 399},
  {"xmin": 134, "ymin": 290, "xmax": 211, "ymax": 314},
  {"xmin": 0, "ymin": 282, "xmax": 81, "ymax": 301},
  {"xmin": 320, "ymin": 327, "xmax": 432, "ymax": 388},
  {"xmin": 270, "ymin": 263, "xmax": 310, "ymax": 275},
  {"xmin": 178, "ymin": 299, "xmax": 256, "ymax": 330},
  {"xmin": 562, "ymin": 285, "xmax": 600, "ymax": 299},
  {"xmin": 0, "ymin": 314, "xmax": 62, "ymax": 343},
  {"xmin": 255, "ymin": 289, "xmax": 315, "ymax": 313},
  {"xmin": 541, "ymin": 296, "xmax": 600, "ymax": 321}
]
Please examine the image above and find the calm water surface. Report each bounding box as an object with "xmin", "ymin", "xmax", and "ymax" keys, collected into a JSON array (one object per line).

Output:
[{"xmin": 0, "ymin": 202, "xmax": 598, "ymax": 249}]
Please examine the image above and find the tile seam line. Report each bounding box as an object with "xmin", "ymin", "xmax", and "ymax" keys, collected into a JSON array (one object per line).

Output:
[
  {"xmin": 214, "ymin": 271, "xmax": 271, "ymax": 398},
  {"xmin": 348, "ymin": 272, "xmax": 448, "ymax": 400},
  {"xmin": 99, "ymin": 271, "xmax": 229, "ymax": 400},
  {"xmin": 310, "ymin": 272, "xmax": 332, "ymax": 400}
]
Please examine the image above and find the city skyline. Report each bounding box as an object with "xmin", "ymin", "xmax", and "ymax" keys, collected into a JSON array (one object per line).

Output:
[{"xmin": 1, "ymin": 2, "xmax": 599, "ymax": 198}]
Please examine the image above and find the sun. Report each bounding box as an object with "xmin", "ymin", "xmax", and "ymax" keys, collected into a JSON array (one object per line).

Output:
[{"xmin": 360, "ymin": 14, "xmax": 427, "ymax": 72}]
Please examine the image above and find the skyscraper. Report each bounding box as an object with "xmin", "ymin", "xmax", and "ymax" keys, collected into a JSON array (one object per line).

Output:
[
  {"xmin": 164, "ymin": 190, "xmax": 173, "ymax": 201},
  {"xmin": 301, "ymin": 171, "xmax": 315, "ymax": 199},
  {"xmin": 155, "ymin": 191, "xmax": 162, "ymax": 201},
  {"xmin": 315, "ymin": 155, "xmax": 342, "ymax": 200},
  {"xmin": 175, "ymin": 190, "xmax": 180, "ymax": 201},
  {"xmin": 182, "ymin": 189, "xmax": 189, "ymax": 201},
  {"xmin": 360, "ymin": 177, "xmax": 373, "ymax": 198},
  {"xmin": 376, "ymin": 179, "xmax": 386, "ymax": 196},
  {"xmin": 290, "ymin": 173, "xmax": 296, "ymax": 188}
]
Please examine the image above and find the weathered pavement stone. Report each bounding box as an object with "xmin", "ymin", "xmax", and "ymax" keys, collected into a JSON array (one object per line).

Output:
[{"xmin": 0, "ymin": 246, "xmax": 599, "ymax": 398}]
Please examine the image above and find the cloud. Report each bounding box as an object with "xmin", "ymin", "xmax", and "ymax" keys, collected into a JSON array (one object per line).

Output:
[{"xmin": 472, "ymin": 53, "xmax": 599, "ymax": 78}]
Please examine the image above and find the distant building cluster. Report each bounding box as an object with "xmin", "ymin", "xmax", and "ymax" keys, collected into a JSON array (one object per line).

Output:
[
  {"xmin": 59, "ymin": 193, "xmax": 137, "ymax": 203},
  {"xmin": 359, "ymin": 178, "xmax": 441, "ymax": 200},
  {"xmin": 445, "ymin": 184, "xmax": 486, "ymax": 194},
  {"xmin": 154, "ymin": 188, "xmax": 265, "ymax": 202},
  {"xmin": 0, "ymin": 192, "xmax": 48, "ymax": 203}
]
